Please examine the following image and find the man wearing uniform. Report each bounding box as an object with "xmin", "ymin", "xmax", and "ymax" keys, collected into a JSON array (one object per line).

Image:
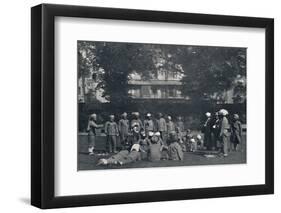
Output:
[
  {"xmin": 176, "ymin": 116, "xmax": 185, "ymax": 138},
  {"xmin": 218, "ymin": 109, "xmax": 230, "ymax": 157},
  {"xmin": 155, "ymin": 113, "xmax": 167, "ymax": 144},
  {"xmin": 231, "ymin": 114, "xmax": 243, "ymax": 151},
  {"xmin": 166, "ymin": 115, "xmax": 176, "ymax": 135},
  {"xmin": 118, "ymin": 112, "xmax": 129, "ymax": 147},
  {"xmin": 202, "ymin": 112, "xmax": 212, "ymax": 150},
  {"xmin": 143, "ymin": 113, "xmax": 154, "ymax": 136},
  {"xmin": 87, "ymin": 113, "xmax": 103, "ymax": 155},
  {"xmin": 97, "ymin": 144, "xmax": 142, "ymax": 166},
  {"xmin": 131, "ymin": 112, "xmax": 143, "ymax": 143},
  {"xmin": 105, "ymin": 115, "xmax": 119, "ymax": 153},
  {"xmin": 147, "ymin": 133, "xmax": 164, "ymax": 162},
  {"xmin": 168, "ymin": 133, "xmax": 184, "ymax": 161}
]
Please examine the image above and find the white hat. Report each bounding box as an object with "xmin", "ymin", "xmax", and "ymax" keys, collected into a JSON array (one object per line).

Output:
[
  {"xmin": 190, "ymin": 138, "xmax": 195, "ymax": 143},
  {"xmin": 131, "ymin": 144, "xmax": 140, "ymax": 152},
  {"xmin": 205, "ymin": 112, "xmax": 211, "ymax": 117},
  {"xmin": 219, "ymin": 109, "xmax": 228, "ymax": 116},
  {"xmin": 148, "ymin": 131, "xmax": 154, "ymax": 137},
  {"xmin": 97, "ymin": 158, "xmax": 108, "ymax": 166},
  {"xmin": 154, "ymin": 132, "xmax": 161, "ymax": 136},
  {"xmin": 233, "ymin": 114, "xmax": 239, "ymax": 119},
  {"xmin": 197, "ymin": 135, "xmax": 202, "ymax": 140},
  {"xmin": 90, "ymin": 113, "xmax": 97, "ymax": 118},
  {"xmin": 147, "ymin": 113, "xmax": 151, "ymax": 117}
]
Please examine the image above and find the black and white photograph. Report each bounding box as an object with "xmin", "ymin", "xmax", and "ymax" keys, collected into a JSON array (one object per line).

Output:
[
  {"xmin": 77, "ymin": 41, "xmax": 247, "ymax": 170},
  {"xmin": 29, "ymin": 2, "xmax": 274, "ymax": 209}
]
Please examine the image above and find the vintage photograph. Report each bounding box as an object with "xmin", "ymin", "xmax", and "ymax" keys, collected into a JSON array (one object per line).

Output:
[{"xmin": 77, "ymin": 41, "xmax": 246, "ymax": 170}]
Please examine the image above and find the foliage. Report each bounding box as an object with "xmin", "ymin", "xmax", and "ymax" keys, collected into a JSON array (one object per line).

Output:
[
  {"xmin": 78, "ymin": 41, "xmax": 97, "ymax": 79},
  {"xmin": 88, "ymin": 42, "xmax": 156, "ymax": 106},
  {"xmin": 173, "ymin": 46, "xmax": 246, "ymax": 101},
  {"xmin": 78, "ymin": 41, "xmax": 246, "ymax": 104}
]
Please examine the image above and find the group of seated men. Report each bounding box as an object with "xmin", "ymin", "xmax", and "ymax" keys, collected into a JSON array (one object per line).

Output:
[{"xmin": 97, "ymin": 130, "xmax": 184, "ymax": 166}]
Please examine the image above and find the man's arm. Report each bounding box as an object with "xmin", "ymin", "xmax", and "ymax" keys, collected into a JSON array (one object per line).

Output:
[
  {"xmin": 176, "ymin": 144, "xmax": 184, "ymax": 160},
  {"xmin": 92, "ymin": 121, "xmax": 103, "ymax": 128},
  {"xmin": 115, "ymin": 123, "xmax": 119, "ymax": 136},
  {"xmin": 239, "ymin": 122, "xmax": 243, "ymax": 137},
  {"xmin": 104, "ymin": 122, "xmax": 109, "ymax": 134},
  {"xmin": 118, "ymin": 120, "xmax": 122, "ymax": 132}
]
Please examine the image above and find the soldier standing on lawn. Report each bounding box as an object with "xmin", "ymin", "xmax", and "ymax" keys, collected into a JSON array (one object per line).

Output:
[
  {"xmin": 202, "ymin": 112, "xmax": 212, "ymax": 150},
  {"xmin": 118, "ymin": 112, "xmax": 129, "ymax": 148},
  {"xmin": 231, "ymin": 114, "xmax": 243, "ymax": 152},
  {"xmin": 87, "ymin": 113, "xmax": 103, "ymax": 155},
  {"xmin": 105, "ymin": 115, "xmax": 119, "ymax": 153},
  {"xmin": 155, "ymin": 113, "xmax": 167, "ymax": 144},
  {"xmin": 218, "ymin": 109, "xmax": 230, "ymax": 157},
  {"xmin": 166, "ymin": 115, "xmax": 176, "ymax": 135},
  {"xmin": 131, "ymin": 112, "xmax": 143, "ymax": 143},
  {"xmin": 144, "ymin": 113, "xmax": 154, "ymax": 136}
]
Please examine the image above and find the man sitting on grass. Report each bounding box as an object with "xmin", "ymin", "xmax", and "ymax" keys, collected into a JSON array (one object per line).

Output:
[
  {"xmin": 168, "ymin": 132, "xmax": 184, "ymax": 161},
  {"xmin": 147, "ymin": 133, "xmax": 166, "ymax": 162}
]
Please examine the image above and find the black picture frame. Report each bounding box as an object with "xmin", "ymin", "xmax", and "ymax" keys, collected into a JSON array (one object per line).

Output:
[{"xmin": 31, "ymin": 3, "xmax": 274, "ymax": 209}]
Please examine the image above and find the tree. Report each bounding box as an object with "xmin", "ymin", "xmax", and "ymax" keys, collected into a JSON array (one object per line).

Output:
[
  {"xmin": 175, "ymin": 46, "xmax": 246, "ymax": 102},
  {"xmin": 78, "ymin": 41, "xmax": 246, "ymax": 105},
  {"xmin": 77, "ymin": 41, "xmax": 97, "ymax": 99},
  {"xmin": 94, "ymin": 42, "xmax": 156, "ymax": 107}
]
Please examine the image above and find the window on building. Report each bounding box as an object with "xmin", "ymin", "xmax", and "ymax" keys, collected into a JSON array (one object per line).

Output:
[
  {"xmin": 168, "ymin": 88, "xmax": 176, "ymax": 97},
  {"xmin": 141, "ymin": 86, "xmax": 151, "ymax": 98},
  {"xmin": 161, "ymin": 88, "xmax": 167, "ymax": 98},
  {"xmin": 176, "ymin": 89, "xmax": 182, "ymax": 97},
  {"xmin": 151, "ymin": 87, "xmax": 158, "ymax": 98},
  {"xmin": 128, "ymin": 88, "xmax": 141, "ymax": 98}
]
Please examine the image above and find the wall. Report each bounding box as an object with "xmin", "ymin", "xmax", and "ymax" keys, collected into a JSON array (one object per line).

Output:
[{"xmin": 0, "ymin": 0, "xmax": 279, "ymax": 212}]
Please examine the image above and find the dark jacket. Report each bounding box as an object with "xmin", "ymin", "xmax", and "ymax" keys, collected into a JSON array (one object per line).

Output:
[{"xmin": 231, "ymin": 120, "xmax": 242, "ymax": 144}]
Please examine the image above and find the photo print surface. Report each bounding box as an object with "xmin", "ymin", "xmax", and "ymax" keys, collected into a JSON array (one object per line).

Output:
[{"xmin": 77, "ymin": 41, "xmax": 247, "ymax": 170}]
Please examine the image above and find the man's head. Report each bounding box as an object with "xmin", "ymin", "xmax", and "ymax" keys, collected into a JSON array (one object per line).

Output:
[
  {"xmin": 140, "ymin": 129, "xmax": 146, "ymax": 139},
  {"xmin": 90, "ymin": 113, "xmax": 97, "ymax": 121},
  {"xmin": 122, "ymin": 112, "xmax": 127, "ymax": 119},
  {"xmin": 151, "ymin": 135, "xmax": 159, "ymax": 144},
  {"xmin": 233, "ymin": 114, "xmax": 239, "ymax": 120},
  {"xmin": 219, "ymin": 109, "xmax": 228, "ymax": 117},
  {"xmin": 148, "ymin": 131, "xmax": 154, "ymax": 139},
  {"xmin": 146, "ymin": 113, "xmax": 152, "ymax": 119},
  {"xmin": 96, "ymin": 158, "xmax": 108, "ymax": 166},
  {"xmin": 167, "ymin": 115, "xmax": 172, "ymax": 121},
  {"xmin": 169, "ymin": 132, "xmax": 178, "ymax": 143},
  {"xmin": 109, "ymin": 114, "xmax": 115, "ymax": 121},
  {"xmin": 154, "ymin": 132, "xmax": 161, "ymax": 137},
  {"xmin": 205, "ymin": 112, "xmax": 211, "ymax": 118},
  {"xmin": 131, "ymin": 144, "xmax": 140, "ymax": 152}
]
